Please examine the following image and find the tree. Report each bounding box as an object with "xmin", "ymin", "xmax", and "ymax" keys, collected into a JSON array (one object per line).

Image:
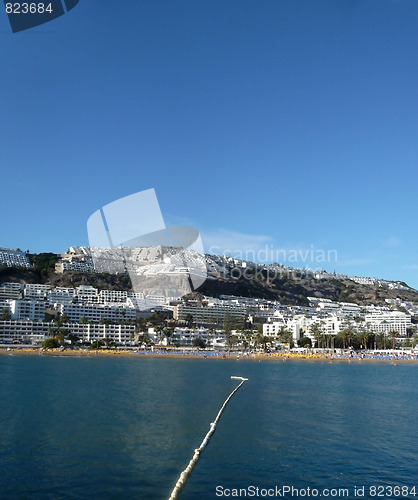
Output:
[
  {"xmin": 241, "ymin": 329, "xmax": 253, "ymax": 352},
  {"xmin": 155, "ymin": 324, "xmax": 165, "ymax": 344},
  {"xmin": 224, "ymin": 317, "xmax": 232, "ymax": 337},
  {"xmin": 163, "ymin": 327, "xmax": 175, "ymax": 346},
  {"xmin": 254, "ymin": 333, "xmax": 269, "ymax": 352},
  {"xmin": 138, "ymin": 333, "xmax": 153, "ymax": 347},
  {"xmin": 357, "ymin": 331, "xmax": 371, "ymax": 350},
  {"xmin": 42, "ymin": 337, "xmax": 59, "ymax": 349},
  {"xmin": 225, "ymin": 333, "xmax": 239, "ymax": 353},
  {"xmin": 336, "ymin": 329, "xmax": 349, "ymax": 349},
  {"xmin": 327, "ymin": 334, "xmax": 336, "ymax": 349},
  {"xmin": 388, "ymin": 330, "xmax": 399, "ymax": 350},
  {"xmin": 184, "ymin": 314, "xmax": 194, "ymax": 328},
  {"xmin": 91, "ymin": 340, "xmax": 104, "ymax": 349},
  {"xmin": 54, "ymin": 332, "xmax": 66, "ymax": 345},
  {"xmin": 277, "ymin": 326, "xmax": 293, "ymax": 350},
  {"xmin": 55, "ymin": 313, "xmax": 69, "ymax": 327},
  {"xmin": 298, "ymin": 336, "xmax": 312, "ymax": 348},
  {"xmin": 135, "ymin": 317, "xmax": 147, "ymax": 333},
  {"xmin": 193, "ymin": 338, "xmax": 206, "ymax": 349},
  {"xmin": 310, "ymin": 323, "xmax": 323, "ymax": 348},
  {"xmin": 1, "ymin": 308, "xmax": 11, "ymax": 321},
  {"xmin": 67, "ymin": 334, "xmax": 80, "ymax": 346}
]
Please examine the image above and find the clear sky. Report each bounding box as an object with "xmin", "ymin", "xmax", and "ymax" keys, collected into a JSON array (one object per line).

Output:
[{"xmin": 1, "ymin": 0, "xmax": 418, "ymax": 287}]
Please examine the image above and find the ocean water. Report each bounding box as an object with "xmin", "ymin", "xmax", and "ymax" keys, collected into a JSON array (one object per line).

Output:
[{"xmin": 0, "ymin": 355, "xmax": 417, "ymax": 499}]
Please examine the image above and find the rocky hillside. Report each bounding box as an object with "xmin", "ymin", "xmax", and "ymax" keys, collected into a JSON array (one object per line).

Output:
[
  {"xmin": 199, "ymin": 273, "xmax": 418, "ymax": 307},
  {"xmin": 1, "ymin": 253, "xmax": 418, "ymax": 307}
]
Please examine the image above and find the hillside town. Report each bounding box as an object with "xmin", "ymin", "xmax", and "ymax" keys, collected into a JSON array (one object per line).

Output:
[{"xmin": 1, "ymin": 246, "xmax": 417, "ymax": 352}]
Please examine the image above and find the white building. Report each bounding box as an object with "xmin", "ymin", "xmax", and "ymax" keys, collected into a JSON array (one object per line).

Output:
[
  {"xmin": 0, "ymin": 248, "xmax": 31, "ymax": 269},
  {"xmin": 60, "ymin": 303, "xmax": 136, "ymax": 323},
  {"xmin": 317, "ymin": 301, "xmax": 339, "ymax": 313},
  {"xmin": 0, "ymin": 320, "xmax": 49, "ymax": 344},
  {"xmin": 47, "ymin": 287, "xmax": 76, "ymax": 305},
  {"xmin": 263, "ymin": 321, "xmax": 287, "ymax": 337},
  {"xmin": 55, "ymin": 260, "xmax": 95, "ymax": 273},
  {"xmin": 350, "ymin": 276, "xmax": 377, "ymax": 285},
  {"xmin": 76, "ymin": 285, "xmax": 99, "ymax": 304},
  {"xmin": 0, "ymin": 283, "xmax": 23, "ymax": 300},
  {"xmin": 127, "ymin": 294, "xmax": 147, "ymax": 311},
  {"xmin": 364, "ymin": 311, "xmax": 412, "ymax": 336},
  {"xmin": 173, "ymin": 300, "xmax": 247, "ymax": 324},
  {"xmin": 24, "ymin": 284, "xmax": 51, "ymax": 299},
  {"xmin": 339, "ymin": 302, "xmax": 361, "ymax": 316},
  {"xmin": 10, "ymin": 300, "xmax": 46, "ymax": 322},
  {"xmin": 64, "ymin": 322, "xmax": 135, "ymax": 345},
  {"xmin": 150, "ymin": 326, "xmax": 226, "ymax": 347},
  {"xmin": 98, "ymin": 290, "xmax": 128, "ymax": 304}
]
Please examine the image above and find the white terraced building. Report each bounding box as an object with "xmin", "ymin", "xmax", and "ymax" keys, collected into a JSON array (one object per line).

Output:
[
  {"xmin": 0, "ymin": 283, "xmax": 23, "ymax": 300},
  {"xmin": 149, "ymin": 326, "xmax": 227, "ymax": 347},
  {"xmin": 263, "ymin": 321, "xmax": 288, "ymax": 337},
  {"xmin": 0, "ymin": 248, "xmax": 31, "ymax": 269},
  {"xmin": 24, "ymin": 284, "xmax": 51, "ymax": 299},
  {"xmin": 0, "ymin": 320, "xmax": 49, "ymax": 344},
  {"xmin": 76, "ymin": 285, "xmax": 99, "ymax": 304},
  {"xmin": 63, "ymin": 322, "xmax": 135, "ymax": 345},
  {"xmin": 98, "ymin": 290, "xmax": 128, "ymax": 304},
  {"xmin": 10, "ymin": 300, "xmax": 46, "ymax": 322},
  {"xmin": 47, "ymin": 287, "xmax": 76, "ymax": 305},
  {"xmin": 60, "ymin": 303, "xmax": 136, "ymax": 323},
  {"xmin": 364, "ymin": 311, "xmax": 412, "ymax": 336},
  {"xmin": 55, "ymin": 260, "xmax": 95, "ymax": 273},
  {"xmin": 173, "ymin": 300, "xmax": 247, "ymax": 324}
]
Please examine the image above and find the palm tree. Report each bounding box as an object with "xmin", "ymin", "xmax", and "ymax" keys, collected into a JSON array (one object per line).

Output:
[
  {"xmin": 254, "ymin": 333, "xmax": 269, "ymax": 352},
  {"xmin": 276, "ymin": 325, "xmax": 290, "ymax": 345},
  {"xmin": 155, "ymin": 324, "xmax": 165, "ymax": 345},
  {"xmin": 277, "ymin": 326, "xmax": 293, "ymax": 350},
  {"xmin": 163, "ymin": 327, "xmax": 175, "ymax": 346},
  {"xmin": 357, "ymin": 330, "xmax": 370, "ymax": 350},
  {"xmin": 327, "ymin": 334, "xmax": 336, "ymax": 350},
  {"xmin": 388, "ymin": 330, "xmax": 399, "ymax": 350},
  {"xmin": 310, "ymin": 323, "xmax": 323, "ymax": 348},
  {"xmin": 381, "ymin": 321, "xmax": 388, "ymax": 348},
  {"xmin": 336, "ymin": 329, "xmax": 349, "ymax": 349},
  {"xmin": 375, "ymin": 332, "xmax": 385, "ymax": 349},
  {"xmin": 225, "ymin": 333, "xmax": 239, "ymax": 353}
]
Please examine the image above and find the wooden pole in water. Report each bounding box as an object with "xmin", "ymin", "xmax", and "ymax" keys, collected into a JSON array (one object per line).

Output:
[{"xmin": 168, "ymin": 376, "xmax": 249, "ymax": 500}]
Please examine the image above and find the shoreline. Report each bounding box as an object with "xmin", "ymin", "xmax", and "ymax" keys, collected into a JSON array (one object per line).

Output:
[{"xmin": 1, "ymin": 347, "xmax": 418, "ymax": 363}]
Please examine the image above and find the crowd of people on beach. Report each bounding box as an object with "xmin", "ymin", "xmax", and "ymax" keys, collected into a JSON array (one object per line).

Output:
[{"xmin": 2, "ymin": 346, "xmax": 418, "ymax": 361}]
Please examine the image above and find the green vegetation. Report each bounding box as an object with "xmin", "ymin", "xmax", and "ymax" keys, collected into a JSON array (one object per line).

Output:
[
  {"xmin": 298, "ymin": 336, "xmax": 312, "ymax": 348},
  {"xmin": 31, "ymin": 253, "xmax": 59, "ymax": 280},
  {"xmin": 193, "ymin": 338, "xmax": 206, "ymax": 349},
  {"xmin": 42, "ymin": 337, "xmax": 59, "ymax": 349},
  {"xmin": 1, "ymin": 308, "xmax": 11, "ymax": 321}
]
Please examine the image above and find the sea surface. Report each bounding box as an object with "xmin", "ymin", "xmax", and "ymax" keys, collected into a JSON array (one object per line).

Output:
[{"xmin": 0, "ymin": 355, "xmax": 417, "ymax": 499}]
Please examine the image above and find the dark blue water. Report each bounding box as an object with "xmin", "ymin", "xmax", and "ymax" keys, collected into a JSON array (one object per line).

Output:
[{"xmin": 0, "ymin": 356, "xmax": 417, "ymax": 499}]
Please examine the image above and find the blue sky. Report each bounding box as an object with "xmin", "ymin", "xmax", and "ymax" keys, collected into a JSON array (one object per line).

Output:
[{"xmin": 1, "ymin": 0, "xmax": 418, "ymax": 287}]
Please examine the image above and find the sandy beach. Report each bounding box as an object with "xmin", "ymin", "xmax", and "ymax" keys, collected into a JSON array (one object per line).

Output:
[{"xmin": 1, "ymin": 347, "xmax": 417, "ymax": 363}]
